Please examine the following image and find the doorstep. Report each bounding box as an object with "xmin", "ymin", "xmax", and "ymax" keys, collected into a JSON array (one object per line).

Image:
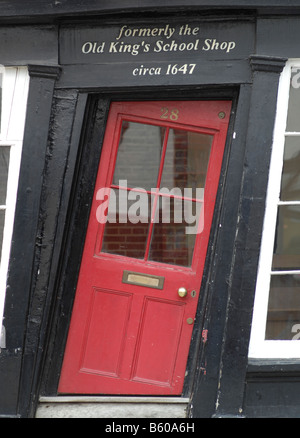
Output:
[{"xmin": 36, "ymin": 396, "xmax": 190, "ymax": 418}]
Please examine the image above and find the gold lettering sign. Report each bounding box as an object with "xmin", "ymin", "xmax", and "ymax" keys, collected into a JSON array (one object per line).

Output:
[{"xmin": 122, "ymin": 270, "xmax": 164, "ymax": 289}]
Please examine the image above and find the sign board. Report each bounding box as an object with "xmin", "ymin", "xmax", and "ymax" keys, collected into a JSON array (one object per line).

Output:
[{"xmin": 59, "ymin": 20, "xmax": 254, "ymax": 87}]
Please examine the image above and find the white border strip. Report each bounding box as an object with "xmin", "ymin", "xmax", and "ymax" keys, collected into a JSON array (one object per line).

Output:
[{"xmin": 0, "ymin": 67, "xmax": 29, "ymax": 333}]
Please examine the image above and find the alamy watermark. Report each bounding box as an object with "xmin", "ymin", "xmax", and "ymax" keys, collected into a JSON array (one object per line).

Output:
[
  {"xmin": 291, "ymin": 67, "xmax": 300, "ymax": 89},
  {"xmin": 96, "ymin": 180, "xmax": 203, "ymax": 235}
]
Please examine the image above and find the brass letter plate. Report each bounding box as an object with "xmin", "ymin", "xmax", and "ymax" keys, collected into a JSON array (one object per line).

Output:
[{"xmin": 122, "ymin": 270, "xmax": 164, "ymax": 290}]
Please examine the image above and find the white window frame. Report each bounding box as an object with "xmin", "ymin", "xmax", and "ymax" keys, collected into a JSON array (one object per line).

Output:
[
  {"xmin": 249, "ymin": 59, "xmax": 300, "ymax": 359},
  {"xmin": 0, "ymin": 67, "xmax": 29, "ymax": 329}
]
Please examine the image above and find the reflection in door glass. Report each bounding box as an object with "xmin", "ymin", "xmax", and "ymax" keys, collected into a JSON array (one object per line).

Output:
[
  {"xmin": 148, "ymin": 198, "xmax": 202, "ymax": 266},
  {"xmin": 100, "ymin": 118, "xmax": 214, "ymax": 268},
  {"xmin": 160, "ymin": 129, "xmax": 213, "ymax": 199},
  {"xmin": 112, "ymin": 121, "xmax": 166, "ymax": 191},
  {"xmin": 101, "ymin": 188, "xmax": 151, "ymax": 259}
]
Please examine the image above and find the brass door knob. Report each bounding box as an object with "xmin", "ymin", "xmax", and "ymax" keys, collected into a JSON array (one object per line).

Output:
[{"xmin": 178, "ymin": 287, "xmax": 188, "ymax": 298}]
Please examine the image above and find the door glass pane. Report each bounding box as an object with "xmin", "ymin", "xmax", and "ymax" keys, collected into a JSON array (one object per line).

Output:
[
  {"xmin": 101, "ymin": 188, "xmax": 152, "ymax": 259},
  {"xmin": 102, "ymin": 121, "xmax": 213, "ymax": 266},
  {"xmin": 148, "ymin": 198, "xmax": 202, "ymax": 266},
  {"xmin": 280, "ymin": 137, "xmax": 300, "ymax": 201},
  {"xmin": 286, "ymin": 68, "xmax": 300, "ymax": 132},
  {"xmin": 0, "ymin": 146, "xmax": 10, "ymax": 205},
  {"xmin": 160, "ymin": 129, "xmax": 213, "ymax": 199},
  {"xmin": 272, "ymin": 205, "xmax": 300, "ymax": 270},
  {"xmin": 265, "ymin": 274, "xmax": 300, "ymax": 340},
  {"xmin": 112, "ymin": 121, "xmax": 166, "ymax": 191}
]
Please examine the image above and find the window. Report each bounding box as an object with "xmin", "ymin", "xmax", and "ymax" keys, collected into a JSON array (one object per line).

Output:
[
  {"xmin": 249, "ymin": 60, "xmax": 300, "ymax": 358},
  {"xmin": 0, "ymin": 67, "xmax": 29, "ymax": 329}
]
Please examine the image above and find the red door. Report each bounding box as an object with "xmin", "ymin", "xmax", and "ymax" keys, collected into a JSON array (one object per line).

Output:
[{"xmin": 58, "ymin": 100, "xmax": 231, "ymax": 395}]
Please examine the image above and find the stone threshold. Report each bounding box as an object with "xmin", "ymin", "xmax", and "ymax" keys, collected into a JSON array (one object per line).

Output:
[{"xmin": 36, "ymin": 396, "xmax": 190, "ymax": 418}]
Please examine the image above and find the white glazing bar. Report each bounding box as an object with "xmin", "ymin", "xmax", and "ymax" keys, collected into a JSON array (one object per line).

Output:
[
  {"xmin": 271, "ymin": 270, "xmax": 300, "ymax": 275},
  {"xmin": 278, "ymin": 201, "xmax": 300, "ymax": 205}
]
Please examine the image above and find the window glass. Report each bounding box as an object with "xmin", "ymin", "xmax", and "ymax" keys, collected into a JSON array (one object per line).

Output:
[
  {"xmin": 266, "ymin": 274, "xmax": 300, "ymax": 340},
  {"xmin": 286, "ymin": 68, "xmax": 300, "ymax": 132},
  {"xmin": 0, "ymin": 146, "xmax": 9, "ymax": 258},
  {"xmin": 280, "ymin": 137, "xmax": 300, "ymax": 201},
  {"xmin": 0, "ymin": 210, "xmax": 4, "ymax": 258},
  {"xmin": 272, "ymin": 205, "xmax": 300, "ymax": 271},
  {"xmin": 0, "ymin": 146, "xmax": 10, "ymax": 205},
  {"xmin": 265, "ymin": 68, "xmax": 300, "ymax": 340},
  {"xmin": 0, "ymin": 73, "xmax": 2, "ymax": 134},
  {"xmin": 250, "ymin": 63, "xmax": 300, "ymax": 355}
]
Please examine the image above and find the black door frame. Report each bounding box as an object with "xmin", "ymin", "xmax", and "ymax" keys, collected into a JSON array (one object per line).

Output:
[{"xmin": 37, "ymin": 86, "xmax": 240, "ymax": 415}]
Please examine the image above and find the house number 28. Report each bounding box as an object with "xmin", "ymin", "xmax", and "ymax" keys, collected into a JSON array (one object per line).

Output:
[
  {"xmin": 160, "ymin": 107, "xmax": 179, "ymax": 121},
  {"xmin": 292, "ymin": 324, "xmax": 300, "ymax": 340}
]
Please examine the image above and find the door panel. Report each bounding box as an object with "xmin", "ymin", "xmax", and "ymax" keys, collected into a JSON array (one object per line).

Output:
[
  {"xmin": 80, "ymin": 288, "xmax": 132, "ymax": 378},
  {"xmin": 58, "ymin": 100, "xmax": 231, "ymax": 395},
  {"xmin": 131, "ymin": 297, "xmax": 185, "ymax": 386}
]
